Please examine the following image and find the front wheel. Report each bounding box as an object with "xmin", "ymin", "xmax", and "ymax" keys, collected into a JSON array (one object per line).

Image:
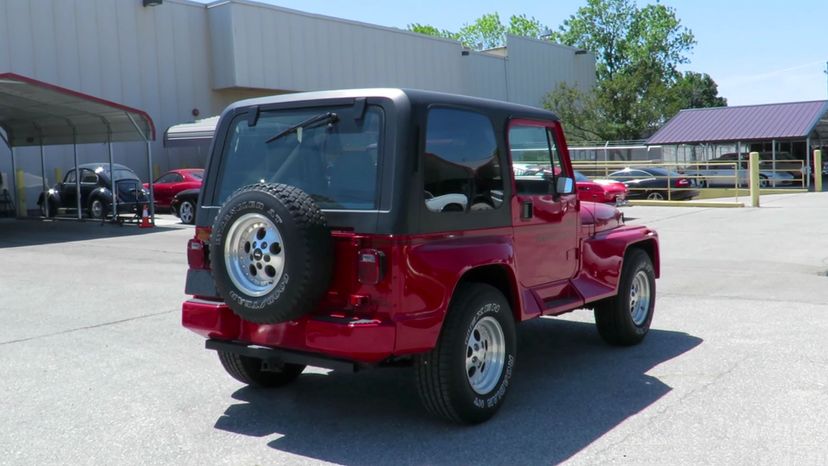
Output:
[
  {"xmin": 594, "ymin": 248, "xmax": 656, "ymax": 346},
  {"xmin": 41, "ymin": 198, "xmax": 53, "ymax": 218},
  {"xmin": 217, "ymin": 351, "xmax": 305, "ymax": 388},
  {"xmin": 646, "ymin": 191, "xmax": 665, "ymax": 200},
  {"xmin": 415, "ymin": 283, "xmax": 517, "ymax": 424}
]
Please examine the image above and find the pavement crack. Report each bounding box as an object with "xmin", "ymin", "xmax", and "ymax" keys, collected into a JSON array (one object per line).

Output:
[{"xmin": 0, "ymin": 310, "xmax": 176, "ymax": 346}]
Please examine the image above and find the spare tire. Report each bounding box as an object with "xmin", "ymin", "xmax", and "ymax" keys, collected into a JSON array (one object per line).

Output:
[{"xmin": 210, "ymin": 183, "xmax": 332, "ymax": 323}]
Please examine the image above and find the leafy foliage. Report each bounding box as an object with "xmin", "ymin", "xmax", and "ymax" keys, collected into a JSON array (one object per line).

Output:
[
  {"xmin": 544, "ymin": 0, "xmax": 725, "ymax": 142},
  {"xmin": 408, "ymin": 13, "xmax": 547, "ymax": 50}
]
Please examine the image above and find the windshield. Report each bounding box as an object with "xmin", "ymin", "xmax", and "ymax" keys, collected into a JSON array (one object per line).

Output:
[{"xmin": 215, "ymin": 106, "xmax": 383, "ymax": 210}]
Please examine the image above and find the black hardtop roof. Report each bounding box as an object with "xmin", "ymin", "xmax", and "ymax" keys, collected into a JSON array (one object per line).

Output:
[{"xmin": 223, "ymin": 88, "xmax": 560, "ymax": 122}]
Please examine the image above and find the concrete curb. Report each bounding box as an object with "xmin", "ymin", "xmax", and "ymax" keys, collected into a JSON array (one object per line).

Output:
[{"xmin": 628, "ymin": 200, "xmax": 745, "ymax": 208}]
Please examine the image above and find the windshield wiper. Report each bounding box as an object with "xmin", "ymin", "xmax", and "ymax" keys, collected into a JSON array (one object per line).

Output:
[{"xmin": 265, "ymin": 112, "xmax": 339, "ymax": 144}]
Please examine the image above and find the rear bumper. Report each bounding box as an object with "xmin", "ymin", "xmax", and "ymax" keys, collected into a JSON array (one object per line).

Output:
[
  {"xmin": 205, "ymin": 339, "xmax": 362, "ymax": 372},
  {"xmin": 182, "ymin": 299, "xmax": 396, "ymax": 364}
]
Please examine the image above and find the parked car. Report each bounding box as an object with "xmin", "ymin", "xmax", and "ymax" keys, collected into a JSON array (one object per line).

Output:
[
  {"xmin": 39, "ymin": 163, "xmax": 148, "ymax": 219},
  {"xmin": 703, "ymin": 152, "xmax": 806, "ymax": 185},
  {"xmin": 574, "ymin": 170, "xmax": 628, "ymax": 205},
  {"xmin": 683, "ymin": 156, "xmax": 795, "ymax": 188},
  {"xmin": 609, "ymin": 167, "xmax": 698, "ymax": 200},
  {"xmin": 182, "ymin": 89, "xmax": 660, "ymax": 424},
  {"xmin": 143, "ymin": 168, "xmax": 203, "ymax": 210},
  {"xmin": 170, "ymin": 188, "xmax": 199, "ymax": 224}
]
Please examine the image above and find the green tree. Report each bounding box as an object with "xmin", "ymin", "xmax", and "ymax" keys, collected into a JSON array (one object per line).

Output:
[
  {"xmin": 408, "ymin": 13, "xmax": 547, "ymax": 50},
  {"xmin": 665, "ymin": 71, "xmax": 727, "ymax": 117},
  {"xmin": 545, "ymin": 0, "xmax": 723, "ymax": 141},
  {"xmin": 407, "ymin": 23, "xmax": 458, "ymax": 41}
]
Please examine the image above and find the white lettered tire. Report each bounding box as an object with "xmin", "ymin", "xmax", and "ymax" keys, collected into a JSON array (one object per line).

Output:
[{"xmin": 415, "ymin": 283, "xmax": 517, "ymax": 423}]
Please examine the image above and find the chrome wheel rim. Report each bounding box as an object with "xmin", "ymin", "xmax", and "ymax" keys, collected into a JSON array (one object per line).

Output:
[
  {"xmin": 647, "ymin": 192, "xmax": 664, "ymax": 200},
  {"xmin": 224, "ymin": 213, "xmax": 285, "ymax": 297},
  {"xmin": 91, "ymin": 200, "xmax": 103, "ymax": 218},
  {"xmin": 629, "ymin": 270, "xmax": 651, "ymax": 326},
  {"xmin": 466, "ymin": 316, "xmax": 506, "ymax": 395},
  {"xmin": 179, "ymin": 201, "xmax": 194, "ymax": 224}
]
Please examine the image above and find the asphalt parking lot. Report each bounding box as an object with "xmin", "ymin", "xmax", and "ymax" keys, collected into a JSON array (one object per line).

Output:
[{"xmin": 2, "ymin": 195, "xmax": 827, "ymax": 465}]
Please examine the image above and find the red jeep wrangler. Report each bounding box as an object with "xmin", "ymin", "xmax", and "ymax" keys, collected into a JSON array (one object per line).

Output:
[{"xmin": 183, "ymin": 89, "xmax": 659, "ymax": 424}]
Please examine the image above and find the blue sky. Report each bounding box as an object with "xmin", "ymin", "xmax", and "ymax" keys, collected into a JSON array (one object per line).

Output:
[{"xmin": 205, "ymin": 0, "xmax": 828, "ymax": 106}]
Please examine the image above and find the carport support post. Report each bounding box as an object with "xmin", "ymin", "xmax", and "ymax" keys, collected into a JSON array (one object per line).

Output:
[
  {"xmin": 9, "ymin": 146, "xmax": 20, "ymax": 217},
  {"xmin": 749, "ymin": 151, "xmax": 760, "ymax": 207},
  {"xmin": 815, "ymin": 150, "xmax": 823, "ymax": 192},
  {"xmin": 40, "ymin": 144, "xmax": 47, "ymax": 199},
  {"xmin": 108, "ymin": 139, "xmax": 117, "ymax": 221},
  {"xmin": 145, "ymin": 141, "xmax": 155, "ymax": 224},
  {"xmin": 73, "ymin": 141, "xmax": 81, "ymax": 220}
]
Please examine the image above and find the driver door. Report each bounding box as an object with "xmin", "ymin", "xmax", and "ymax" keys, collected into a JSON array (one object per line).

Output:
[{"xmin": 509, "ymin": 120, "xmax": 579, "ymax": 303}]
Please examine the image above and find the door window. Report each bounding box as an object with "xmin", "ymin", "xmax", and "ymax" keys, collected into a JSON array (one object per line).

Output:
[
  {"xmin": 64, "ymin": 170, "xmax": 76, "ymax": 183},
  {"xmin": 156, "ymin": 173, "xmax": 183, "ymax": 184},
  {"xmin": 423, "ymin": 108, "xmax": 503, "ymax": 212},
  {"xmin": 509, "ymin": 124, "xmax": 562, "ymax": 194}
]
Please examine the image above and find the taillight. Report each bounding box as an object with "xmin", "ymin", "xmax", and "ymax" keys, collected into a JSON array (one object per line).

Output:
[
  {"xmin": 358, "ymin": 249, "xmax": 386, "ymax": 285},
  {"xmin": 188, "ymin": 226, "xmax": 212, "ymax": 269},
  {"xmin": 675, "ymin": 178, "xmax": 690, "ymax": 187}
]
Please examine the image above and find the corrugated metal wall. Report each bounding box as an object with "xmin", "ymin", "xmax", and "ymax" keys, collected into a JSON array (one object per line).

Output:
[
  {"xmin": 0, "ymin": 0, "xmax": 595, "ymax": 212},
  {"xmin": 209, "ymin": 1, "xmax": 466, "ymax": 93}
]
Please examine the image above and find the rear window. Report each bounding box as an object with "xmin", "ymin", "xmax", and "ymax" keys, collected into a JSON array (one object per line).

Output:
[
  {"xmin": 189, "ymin": 170, "xmax": 204, "ymax": 180},
  {"xmin": 214, "ymin": 106, "xmax": 383, "ymax": 210}
]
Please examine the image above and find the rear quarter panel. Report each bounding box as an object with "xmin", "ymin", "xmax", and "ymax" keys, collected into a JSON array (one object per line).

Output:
[{"xmin": 392, "ymin": 228, "xmax": 518, "ymax": 354}]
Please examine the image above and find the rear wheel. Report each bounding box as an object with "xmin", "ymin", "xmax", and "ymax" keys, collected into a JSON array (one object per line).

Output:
[
  {"xmin": 646, "ymin": 191, "xmax": 664, "ymax": 200},
  {"xmin": 88, "ymin": 198, "xmax": 105, "ymax": 219},
  {"xmin": 178, "ymin": 200, "xmax": 195, "ymax": 224},
  {"xmin": 415, "ymin": 283, "xmax": 517, "ymax": 424},
  {"xmin": 217, "ymin": 351, "xmax": 305, "ymax": 387},
  {"xmin": 759, "ymin": 175, "xmax": 769, "ymax": 188},
  {"xmin": 594, "ymin": 248, "xmax": 655, "ymax": 346}
]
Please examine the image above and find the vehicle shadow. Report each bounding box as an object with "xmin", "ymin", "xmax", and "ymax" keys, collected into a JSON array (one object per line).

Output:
[
  {"xmin": 214, "ymin": 318, "xmax": 702, "ymax": 465},
  {"xmin": 0, "ymin": 217, "xmax": 177, "ymax": 248}
]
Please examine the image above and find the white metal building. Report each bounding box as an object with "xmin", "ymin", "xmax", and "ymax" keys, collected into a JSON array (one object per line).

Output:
[{"xmin": 0, "ymin": 0, "xmax": 595, "ymax": 212}]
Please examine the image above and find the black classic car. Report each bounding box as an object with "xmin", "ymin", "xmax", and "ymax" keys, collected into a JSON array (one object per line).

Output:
[{"xmin": 39, "ymin": 163, "xmax": 149, "ymax": 219}]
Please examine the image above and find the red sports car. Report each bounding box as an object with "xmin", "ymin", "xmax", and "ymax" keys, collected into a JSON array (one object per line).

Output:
[
  {"xmin": 574, "ymin": 170, "xmax": 628, "ymax": 205},
  {"xmin": 144, "ymin": 168, "xmax": 204, "ymax": 210}
]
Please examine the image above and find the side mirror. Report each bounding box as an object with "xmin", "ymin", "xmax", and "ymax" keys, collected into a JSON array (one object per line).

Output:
[{"xmin": 556, "ymin": 176, "xmax": 575, "ymax": 195}]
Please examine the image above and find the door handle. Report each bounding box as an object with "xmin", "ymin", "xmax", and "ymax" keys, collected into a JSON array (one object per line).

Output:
[{"xmin": 521, "ymin": 200, "xmax": 533, "ymax": 219}]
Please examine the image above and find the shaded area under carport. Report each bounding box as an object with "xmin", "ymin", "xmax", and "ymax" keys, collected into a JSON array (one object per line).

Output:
[{"xmin": 0, "ymin": 72, "xmax": 156, "ymax": 222}]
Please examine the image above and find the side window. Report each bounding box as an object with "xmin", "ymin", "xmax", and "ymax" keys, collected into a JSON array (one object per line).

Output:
[
  {"xmin": 157, "ymin": 173, "xmax": 183, "ymax": 184},
  {"xmin": 509, "ymin": 124, "xmax": 563, "ymax": 194},
  {"xmin": 423, "ymin": 108, "xmax": 503, "ymax": 213},
  {"xmin": 64, "ymin": 170, "xmax": 76, "ymax": 183},
  {"xmin": 81, "ymin": 170, "xmax": 98, "ymax": 184}
]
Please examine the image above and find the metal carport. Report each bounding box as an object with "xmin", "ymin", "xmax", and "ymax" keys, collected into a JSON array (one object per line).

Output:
[{"xmin": 0, "ymin": 72, "xmax": 156, "ymax": 222}]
